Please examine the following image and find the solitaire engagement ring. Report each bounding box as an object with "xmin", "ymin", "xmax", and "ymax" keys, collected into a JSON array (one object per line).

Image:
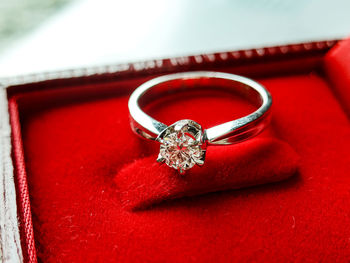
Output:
[{"xmin": 128, "ymin": 71, "xmax": 272, "ymax": 173}]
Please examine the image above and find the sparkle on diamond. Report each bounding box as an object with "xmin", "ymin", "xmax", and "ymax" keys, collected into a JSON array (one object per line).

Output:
[{"xmin": 157, "ymin": 120, "xmax": 205, "ymax": 173}]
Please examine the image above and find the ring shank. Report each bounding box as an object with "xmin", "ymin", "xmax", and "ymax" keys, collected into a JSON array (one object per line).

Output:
[{"xmin": 128, "ymin": 71, "xmax": 272, "ymax": 145}]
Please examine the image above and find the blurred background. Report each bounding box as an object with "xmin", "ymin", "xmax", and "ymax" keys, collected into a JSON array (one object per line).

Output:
[{"xmin": 0, "ymin": 0, "xmax": 350, "ymax": 78}]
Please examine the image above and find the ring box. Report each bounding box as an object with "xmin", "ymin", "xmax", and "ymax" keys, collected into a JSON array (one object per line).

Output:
[{"xmin": 2, "ymin": 38, "xmax": 350, "ymax": 262}]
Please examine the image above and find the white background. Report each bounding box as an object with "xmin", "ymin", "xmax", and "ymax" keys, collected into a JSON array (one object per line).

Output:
[{"xmin": 0, "ymin": 0, "xmax": 350, "ymax": 78}]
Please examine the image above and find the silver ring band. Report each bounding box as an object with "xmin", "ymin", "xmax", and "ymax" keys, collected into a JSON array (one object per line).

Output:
[{"xmin": 128, "ymin": 71, "xmax": 272, "ymax": 173}]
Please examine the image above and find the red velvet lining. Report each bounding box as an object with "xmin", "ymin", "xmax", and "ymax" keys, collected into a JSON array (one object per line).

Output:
[
  {"xmin": 8, "ymin": 41, "xmax": 350, "ymax": 262},
  {"xmin": 325, "ymin": 38, "xmax": 350, "ymax": 115}
]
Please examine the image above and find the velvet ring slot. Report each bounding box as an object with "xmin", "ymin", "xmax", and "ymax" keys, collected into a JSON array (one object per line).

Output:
[{"xmin": 114, "ymin": 137, "xmax": 300, "ymax": 210}]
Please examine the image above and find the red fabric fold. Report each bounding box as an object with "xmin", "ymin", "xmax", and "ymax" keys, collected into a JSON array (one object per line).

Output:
[
  {"xmin": 324, "ymin": 37, "xmax": 350, "ymax": 116},
  {"xmin": 115, "ymin": 137, "xmax": 299, "ymax": 210}
]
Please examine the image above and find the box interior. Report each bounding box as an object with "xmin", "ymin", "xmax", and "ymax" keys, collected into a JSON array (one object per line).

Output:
[{"xmin": 7, "ymin": 41, "xmax": 350, "ymax": 262}]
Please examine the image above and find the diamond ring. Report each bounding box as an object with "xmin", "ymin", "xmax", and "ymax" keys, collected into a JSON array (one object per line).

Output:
[{"xmin": 128, "ymin": 71, "xmax": 272, "ymax": 173}]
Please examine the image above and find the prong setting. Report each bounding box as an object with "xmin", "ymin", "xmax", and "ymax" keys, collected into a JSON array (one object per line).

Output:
[
  {"xmin": 156, "ymin": 120, "xmax": 206, "ymax": 173},
  {"xmin": 156, "ymin": 155, "xmax": 165, "ymax": 163}
]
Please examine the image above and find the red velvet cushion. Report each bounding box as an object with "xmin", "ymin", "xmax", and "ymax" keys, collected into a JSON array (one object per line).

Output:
[
  {"xmin": 117, "ymin": 137, "xmax": 299, "ymax": 210},
  {"xmin": 11, "ymin": 41, "xmax": 350, "ymax": 262},
  {"xmin": 115, "ymin": 86, "xmax": 298, "ymax": 210}
]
